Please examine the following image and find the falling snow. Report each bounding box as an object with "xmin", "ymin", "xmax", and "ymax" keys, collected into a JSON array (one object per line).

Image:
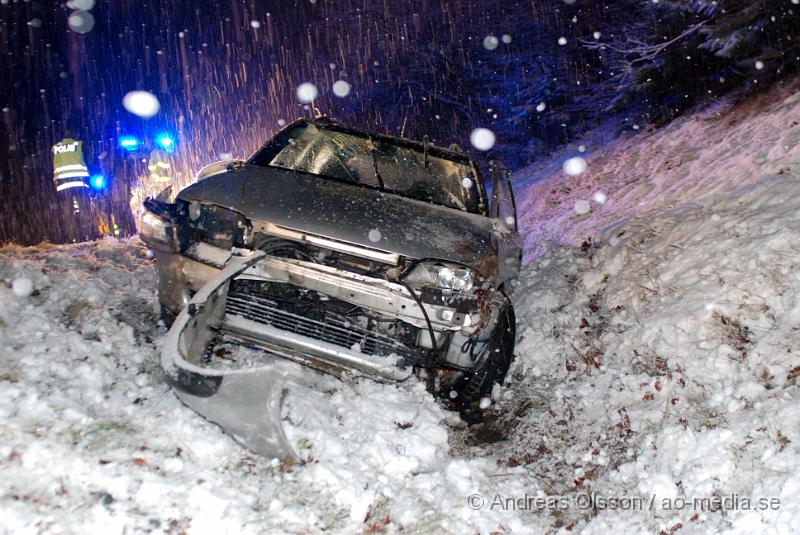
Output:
[
  {"xmin": 332, "ymin": 80, "xmax": 351, "ymax": 98},
  {"xmin": 67, "ymin": 10, "xmax": 94, "ymax": 34},
  {"xmin": 11, "ymin": 277, "xmax": 34, "ymax": 297},
  {"xmin": 563, "ymin": 156, "xmax": 588, "ymax": 176},
  {"xmin": 573, "ymin": 199, "xmax": 591, "ymax": 215},
  {"xmin": 2, "ymin": 1, "xmax": 800, "ymax": 532},
  {"xmin": 296, "ymin": 82, "xmax": 319, "ymax": 104},
  {"xmin": 121, "ymin": 91, "xmax": 161, "ymax": 119},
  {"xmin": 469, "ymin": 128, "xmax": 495, "ymax": 151}
]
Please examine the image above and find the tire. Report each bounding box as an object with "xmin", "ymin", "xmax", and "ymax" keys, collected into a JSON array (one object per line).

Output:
[
  {"xmin": 439, "ymin": 302, "xmax": 516, "ymax": 409},
  {"xmin": 160, "ymin": 303, "xmax": 177, "ymax": 328}
]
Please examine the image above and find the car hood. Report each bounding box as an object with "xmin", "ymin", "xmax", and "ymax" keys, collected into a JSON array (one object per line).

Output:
[{"xmin": 177, "ymin": 164, "xmax": 498, "ymax": 273}]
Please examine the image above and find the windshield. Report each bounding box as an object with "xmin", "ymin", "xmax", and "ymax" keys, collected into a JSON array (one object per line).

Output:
[{"xmin": 253, "ymin": 122, "xmax": 482, "ymax": 213}]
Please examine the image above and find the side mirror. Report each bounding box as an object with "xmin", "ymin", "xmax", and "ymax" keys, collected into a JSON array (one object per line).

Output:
[
  {"xmin": 226, "ymin": 159, "xmax": 246, "ymax": 172},
  {"xmin": 196, "ymin": 159, "xmax": 243, "ymax": 181}
]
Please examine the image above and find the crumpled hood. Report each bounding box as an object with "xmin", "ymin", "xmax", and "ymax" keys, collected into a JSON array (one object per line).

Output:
[{"xmin": 177, "ymin": 164, "xmax": 498, "ymax": 273}]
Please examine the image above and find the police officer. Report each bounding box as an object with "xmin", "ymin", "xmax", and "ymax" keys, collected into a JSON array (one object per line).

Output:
[
  {"xmin": 148, "ymin": 146, "xmax": 174, "ymax": 201},
  {"xmin": 52, "ymin": 129, "xmax": 93, "ymax": 241},
  {"xmin": 108, "ymin": 146, "xmax": 137, "ymax": 237}
]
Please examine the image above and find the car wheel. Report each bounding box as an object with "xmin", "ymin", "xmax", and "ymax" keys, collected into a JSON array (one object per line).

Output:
[{"xmin": 439, "ymin": 302, "xmax": 516, "ymax": 409}]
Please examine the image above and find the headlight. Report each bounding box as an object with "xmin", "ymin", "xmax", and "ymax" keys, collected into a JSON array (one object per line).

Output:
[
  {"xmin": 404, "ymin": 262, "xmax": 476, "ymax": 292},
  {"xmin": 186, "ymin": 202, "xmax": 250, "ymax": 249},
  {"xmin": 140, "ymin": 209, "xmax": 175, "ymax": 250},
  {"xmin": 434, "ymin": 265, "xmax": 474, "ymax": 291}
]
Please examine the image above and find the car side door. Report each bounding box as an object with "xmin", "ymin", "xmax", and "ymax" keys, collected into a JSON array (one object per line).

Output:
[{"xmin": 489, "ymin": 161, "xmax": 523, "ymax": 289}]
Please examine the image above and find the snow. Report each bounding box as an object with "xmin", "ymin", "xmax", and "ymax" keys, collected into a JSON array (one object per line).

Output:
[
  {"xmin": 480, "ymin": 85, "xmax": 800, "ymax": 532},
  {"xmin": 2, "ymin": 86, "xmax": 800, "ymax": 532},
  {"xmin": 67, "ymin": 10, "xmax": 95, "ymax": 34},
  {"xmin": 332, "ymin": 80, "xmax": 351, "ymax": 98},
  {"xmin": 470, "ymin": 128, "xmax": 496, "ymax": 151},
  {"xmin": 12, "ymin": 277, "xmax": 33, "ymax": 297},
  {"xmin": 574, "ymin": 199, "xmax": 590, "ymax": 215},
  {"xmin": 67, "ymin": 0, "xmax": 96, "ymax": 10},
  {"xmin": 122, "ymin": 91, "xmax": 161, "ymax": 119},
  {"xmin": 563, "ymin": 156, "xmax": 588, "ymax": 176},
  {"xmin": 514, "ymin": 84, "xmax": 800, "ymax": 262},
  {"xmin": 482, "ymin": 35, "xmax": 499, "ymax": 51},
  {"xmin": 0, "ymin": 240, "xmax": 534, "ymax": 533},
  {"xmin": 296, "ymin": 83, "xmax": 319, "ymax": 104}
]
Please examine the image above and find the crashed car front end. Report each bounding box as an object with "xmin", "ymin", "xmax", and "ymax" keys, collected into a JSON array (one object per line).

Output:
[
  {"xmin": 145, "ymin": 195, "xmax": 512, "ymax": 379},
  {"xmin": 142, "ymin": 118, "xmax": 520, "ymax": 458}
]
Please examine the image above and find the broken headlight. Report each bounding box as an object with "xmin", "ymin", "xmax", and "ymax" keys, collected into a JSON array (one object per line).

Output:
[
  {"xmin": 404, "ymin": 261, "xmax": 475, "ymax": 292},
  {"xmin": 187, "ymin": 203, "xmax": 251, "ymax": 249},
  {"xmin": 141, "ymin": 211, "xmax": 171, "ymax": 244},
  {"xmin": 140, "ymin": 198, "xmax": 177, "ymax": 251}
]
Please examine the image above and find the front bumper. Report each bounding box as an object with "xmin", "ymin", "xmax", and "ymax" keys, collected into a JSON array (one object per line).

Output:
[
  {"xmin": 161, "ymin": 251, "xmax": 486, "ymax": 383},
  {"xmin": 161, "ymin": 252, "xmax": 408, "ymax": 460},
  {"xmin": 155, "ymin": 250, "xmax": 221, "ymax": 314},
  {"xmin": 157, "ymin": 247, "xmax": 486, "ymax": 333},
  {"xmin": 159, "ymin": 249, "xmax": 508, "ymax": 458}
]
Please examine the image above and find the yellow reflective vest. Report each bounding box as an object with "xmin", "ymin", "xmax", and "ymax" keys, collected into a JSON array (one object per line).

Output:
[
  {"xmin": 148, "ymin": 149, "xmax": 173, "ymax": 183},
  {"xmin": 52, "ymin": 137, "xmax": 89, "ymax": 191}
]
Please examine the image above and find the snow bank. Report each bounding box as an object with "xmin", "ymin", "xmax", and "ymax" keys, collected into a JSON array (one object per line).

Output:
[
  {"xmin": 465, "ymin": 87, "xmax": 800, "ymax": 532},
  {"xmin": 493, "ymin": 171, "xmax": 800, "ymax": 533},
  {"xmin": 0, "ymin": 239, "xmax": 532, "ymax": 533},
  {"xmin": 515, "ymin": 84, "xmax": 800, "ymax": 261}
]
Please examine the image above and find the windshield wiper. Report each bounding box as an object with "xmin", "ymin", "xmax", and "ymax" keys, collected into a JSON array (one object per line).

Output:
[
  {"xmin": 368, "ymin": 137, "xmax": 386, "ymax": 190},
  {"xmin": 326, "ymin": 137, "xmax": 361, "ymax": 185}
]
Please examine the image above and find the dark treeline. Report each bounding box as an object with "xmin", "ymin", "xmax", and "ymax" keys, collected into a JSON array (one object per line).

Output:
[{"xmin": 1, "ymin": 0, "xmax": 798, "ymax": 244}]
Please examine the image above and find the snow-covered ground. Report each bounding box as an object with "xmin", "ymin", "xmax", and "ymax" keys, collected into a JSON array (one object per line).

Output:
[
  {"xmin": 2, "ymin": 85, "xmax": 800, "ymax": 534},
  {"xmin": 514, "ymin": 83, "xmax": 800, "ymax": 262},
  {"xmin": 0, "ymin": 241, "xmax": 534, "ymax": 534}
]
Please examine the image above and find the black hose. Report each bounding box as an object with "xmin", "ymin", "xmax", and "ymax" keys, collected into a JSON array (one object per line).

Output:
[
  {"xmin": 460, "ymin": 337, "xmax": 487, "ymax": 362},
  {"xmin": 400, "ymin": 281, "xmax": 438, "ymax": 352},
  {"xmin": 254, "ymin": 237, "xmax": 315, "ymax": 262}
]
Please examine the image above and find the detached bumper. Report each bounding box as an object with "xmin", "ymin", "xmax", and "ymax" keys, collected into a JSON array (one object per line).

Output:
[
  {"xmin": 161, "ymin": 253, "xmax": 415, "ymax": 459},
  {"xmin": 155, "ymin": 250, "xmax": 221, "ymax": 314},
  {"xmin": 162, "ymin": 254, "xmax": 300, "ymax": 459}
]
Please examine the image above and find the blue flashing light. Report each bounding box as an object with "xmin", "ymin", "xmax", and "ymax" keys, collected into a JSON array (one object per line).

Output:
[
  {"xmin": 118, "ymin": 135, "xmax": 139, "ymax": 150},
  {"xmin": 90, "ymin": 174, "xmax": 107, "ymax": 190},
  {"xmin": 156, "ymin": 134, "xmax": 175, "ymax": 150}
]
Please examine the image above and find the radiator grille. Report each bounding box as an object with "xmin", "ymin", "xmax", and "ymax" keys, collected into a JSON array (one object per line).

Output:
[{"xmin": 224, "ymin": 284, "xmax": 414, "ymax": 361}]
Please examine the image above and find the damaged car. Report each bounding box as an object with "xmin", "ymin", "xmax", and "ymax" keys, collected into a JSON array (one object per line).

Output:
[{"xmin": 141, "ymin": 117, "xmax": 521, "ymax": 458}]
